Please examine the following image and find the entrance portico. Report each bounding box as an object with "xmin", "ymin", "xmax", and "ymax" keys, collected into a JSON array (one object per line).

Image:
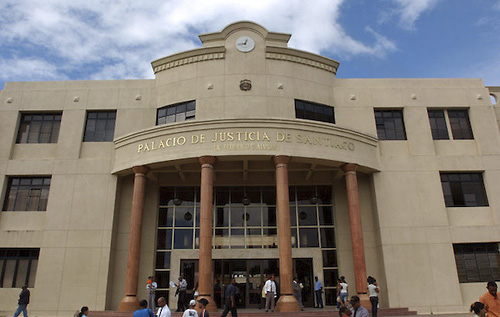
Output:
[{"xmin": 117, "ymin": 155, "xmax": 374, "ymax": 312}]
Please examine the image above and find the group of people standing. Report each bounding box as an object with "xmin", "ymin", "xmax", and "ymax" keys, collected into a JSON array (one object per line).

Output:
[
  {"xmin": 471, "ymin": 281, "xmax": 500, "ymax": 317},
  {"xmin": 336, "ymin": 275, "xmax": 379, "ymax": 317}
]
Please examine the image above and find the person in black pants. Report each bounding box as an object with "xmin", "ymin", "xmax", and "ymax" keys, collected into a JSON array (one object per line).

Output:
[
  {"xmin": 175, "ymin": 275, "xmax": 188, "ymax": 312},
  {"xmin": 221, "ymin": 278, "xmax": 238, "ymax": 317},
  {"xmin": 367, "ymin": 276, "xmax": 380, "ymax": 317}
]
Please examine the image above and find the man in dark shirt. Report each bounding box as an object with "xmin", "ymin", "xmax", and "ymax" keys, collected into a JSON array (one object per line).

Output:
[
  {"xmin": 13, "ymin": 285, "xmax": 30, "ymax": 317},
  {"xmin": 221, "ymin": 278, "xmax": 238, "ymax": 317}
]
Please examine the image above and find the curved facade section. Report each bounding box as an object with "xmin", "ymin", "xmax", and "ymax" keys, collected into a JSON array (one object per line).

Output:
[{"xmin": 113, "ymin": 119, "xmax": 378, "ymax": 174}]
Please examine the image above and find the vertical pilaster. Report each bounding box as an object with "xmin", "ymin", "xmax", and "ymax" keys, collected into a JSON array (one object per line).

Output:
[
  {"xmin": 118, "ymin": 165, "xmax": 150, "ymax": 312},
  {"xmin": 197, "ymin": 156, "xmax": 217, "ymax": 311},
  {"xmin": 273, "ymin": 155, "xmax": 301, "ymax": 312}
]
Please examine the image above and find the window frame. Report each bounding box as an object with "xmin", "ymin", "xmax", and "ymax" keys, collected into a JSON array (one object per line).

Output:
[
  {"xmin": 0, "ymin": 248, "xmax": 40, "ymax": 288},
  {"xmin": 295, "ymin": 99, "xmax": 335, "ymax": 124},
  {"xmin": 16, "ymin": 113, "xmax": 62, "ymax": 144},
  {"xmin": 453, "ymin": 243, "xmax": 500, "ymax": 283},
  {"xmin": 3, "ymin": 177, "xmax": 52, "ymax": 212},
  {"xmin": 428, "ymin": 108, "xmax": 473, "ymax": 140},
  {"xmin": 83, "ymin": 110, "xmax": 117, "ymax": 142},
  {"xmin": 157, "ymin": 100, "xmax": 196, "ymax": 125},
  {"xmin": 374, "ymin": 109, "xmax": 407, "ymax": 140},
  {"xmin": 440, "ymin": 172, "xmax": 488, "ymax": 207}
]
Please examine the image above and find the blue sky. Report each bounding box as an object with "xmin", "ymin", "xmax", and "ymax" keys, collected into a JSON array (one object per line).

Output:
[{"xmin": 1, "ymin": 0, "xmax": 499, "ymax": 90}]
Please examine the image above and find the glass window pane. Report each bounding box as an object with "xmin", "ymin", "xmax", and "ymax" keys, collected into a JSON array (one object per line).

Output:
[
  {"xmin": 320, "ymin": 228, "xmax": 336, "ymax": 248},
  {"xmin": 174, "ymin": 229, "xmax": 193, "ymax": 249},
  {"xmin": 297, "ymin": 206, "xmax": 318, "ymax": 226},
  {"xmin": 299, "ymin": 228, "xmax": 319, "ymax": 247},
  {"xmin": 156, "ymin": 251, "xmax": 171, "ymax": 269}
]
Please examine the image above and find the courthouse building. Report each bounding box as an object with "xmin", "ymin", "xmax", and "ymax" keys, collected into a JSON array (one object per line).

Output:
[{"xmin": 0, "ymin": 21, "xmax": 499, "ymax": 316}]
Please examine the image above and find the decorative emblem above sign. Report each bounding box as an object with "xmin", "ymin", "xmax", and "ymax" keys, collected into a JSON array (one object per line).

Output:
[{"xmin": 240, "ymin": 79, "xmax": 252, "ymax": 91}]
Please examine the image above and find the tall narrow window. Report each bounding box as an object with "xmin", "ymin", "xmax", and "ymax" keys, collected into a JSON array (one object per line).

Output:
[
  {"xmin": 374, "ymin": 109, "xmax": 407, "ymax": 140},
  {"xmin": 157, "ymin": 101, "xmax": 196, "ymax": 125},
  {"xmin": 448, "ymin": 110, "xmax": 473, "ymax": 139},
  {"xmin": 3, "ymin": 177, "xmax": 51, "ymax": 211},
  {"xmin": 83, "ymin": 111, "xmax": 116, "ymax": 142},
  {"xmin": 428, "ymin": 110, "xmax": 449, "ymax": 140},
  {"xmin": 440, "ymin": 172, "xmax": 488, "ymax": 207},
  {"xmin": 17, "ymin": 113, "xmax": 62, "ymax": 143},
  {"xmin": 295, "ymin": 100, "xmax": 335, "ymax": 124}
]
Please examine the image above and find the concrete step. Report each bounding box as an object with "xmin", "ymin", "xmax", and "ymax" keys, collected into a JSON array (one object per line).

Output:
[{"xmin": 89, "ymin": 307, "xmax": 418, "ymax": 317}]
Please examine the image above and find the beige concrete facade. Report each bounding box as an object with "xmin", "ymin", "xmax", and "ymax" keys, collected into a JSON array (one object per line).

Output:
[{"xmin": 0, "ymin": 21, "xmax": 499, "ymax": 315}]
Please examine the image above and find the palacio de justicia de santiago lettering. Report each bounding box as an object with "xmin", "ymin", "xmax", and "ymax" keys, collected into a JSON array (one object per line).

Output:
[{"xmin": 136, "ymin": 130, "xmax": 356, "ymax": 153}]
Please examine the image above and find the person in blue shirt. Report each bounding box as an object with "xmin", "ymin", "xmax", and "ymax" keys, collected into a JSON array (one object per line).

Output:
[
  {"xmin": 314, "ymin": 276, "xmax": 324, "ymax": 308},
  {"xmin": 134, "ymin": 299, "xmax": 155, "ymax": 317}
]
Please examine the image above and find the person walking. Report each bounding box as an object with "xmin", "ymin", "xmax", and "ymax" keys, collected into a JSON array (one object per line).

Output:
[
  {"xmin": 479, "ymin": 281, "xmax": 500, "ymax": 317},
  {"xmin": 314, "ymin": 276, "xmax": 324, "ymax": 308},
  {"xmin": 156, "ymin": 297, "xmax": 171, "ymax": 317},
  {"xmin": 293, "ymin": 277, "xmax": 304, "ymax": 310},
  {"xmin": 221, "ymin": 278, "xmax": 238, "ymax": 317},
  {"xmin": 339, "ymin": 276, "xmax": 348, "ymax": 307},
  {"xmin": 147, "ymin": 276, "xmax": 158, "ymax": 311},
  {"xmin": 13, "ymin": 285, "xmax": 30, "ymax": 317},
  {"xmin": 182, "ymin": 300, "xmax": 198, "ymax": 317},
  {"xmin": 264, "ymin": 274, "xmax": 277, "ymax": 312},
  {"xmin": 367, "ymin": 276, "xmax": 380, "ymax": 317}
]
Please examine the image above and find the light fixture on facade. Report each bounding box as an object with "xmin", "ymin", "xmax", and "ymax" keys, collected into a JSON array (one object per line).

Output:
[{"xmin": 173, "ymin": 197, "xmax": 182, "ymax": 206}]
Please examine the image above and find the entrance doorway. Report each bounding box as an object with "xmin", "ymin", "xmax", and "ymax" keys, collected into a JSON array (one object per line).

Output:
[{"xmin": 180, "ymin": 258, "xmax": 314, "ymax": 309}]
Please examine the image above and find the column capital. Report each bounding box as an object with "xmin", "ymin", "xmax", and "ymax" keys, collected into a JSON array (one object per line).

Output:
[
  {"xmin": 273, "ymin": 155, "xmax": 290, "ymax": 166},
  {"xmin": 132, "ymin": 165, "xmax": 150, "ymax": 175},
  {"xmin": 198, "ymin": 155, "xmax": 217, "ymax": 166},
  {"xmin": 341, "ymin": 163, "xmax": 359, "ymax": 173}
]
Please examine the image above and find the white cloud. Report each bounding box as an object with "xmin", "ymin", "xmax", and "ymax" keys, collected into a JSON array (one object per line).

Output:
[
  {"xmin": 0, "ymin": 57, "xmax": 67, "ymax": 82},
  {"xmin": 0, "ymin": 0, "xmax": 399, "ymax": 84},
  {"xmin": 387, "ymin": 0, "xmax": 441, "ymax": 30}
]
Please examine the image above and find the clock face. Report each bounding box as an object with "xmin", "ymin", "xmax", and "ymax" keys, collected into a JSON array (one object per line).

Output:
[{"xmin": 236, "ymin": 36, "xmax": 255, "ymax": 52}]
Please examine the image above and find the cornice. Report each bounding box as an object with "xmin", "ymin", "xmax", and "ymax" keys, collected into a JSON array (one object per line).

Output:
[
  {"xmin": 151, "ymin": 46, "xmax": 225, "ymax": 74},
  {"xmin": 266, "ymin": 46, "xmax": 339, "ymax": 75}
]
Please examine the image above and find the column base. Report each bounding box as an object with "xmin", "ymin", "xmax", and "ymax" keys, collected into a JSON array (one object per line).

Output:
[
  {"xmin": 196, "ymin": 295, "xmax": 218, "ymax": 312},
  {"xmin": 275, "ymin": 295, "xmax": 301, "ymax": 312},
  {"xmin": 357, "ymin": 293, "xmax": 370, "ymax": 311},
  {"xmin": 117, "ymin": 295, "xmax": 140, "ymax": 312}
]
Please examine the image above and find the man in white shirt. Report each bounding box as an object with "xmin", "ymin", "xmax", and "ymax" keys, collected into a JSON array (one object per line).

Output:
[
  {"xmin": 264, "ymin": 274, "xmax": 277, "ymax": 312},
  {"xmin": 157, "ymin": 297, "xmax": 171, "ymax": 317},
  {"xmin": 182, "ymin": 300, "xmax": 198, "ymax": 317}
]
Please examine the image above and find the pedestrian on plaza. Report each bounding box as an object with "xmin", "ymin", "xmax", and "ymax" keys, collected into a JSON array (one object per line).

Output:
[
  {"xmin": 479, "ymin": 281, "xmax": 500, "ymax": 317},
  {"xmin": 74, "ymin": 306, "xmax": 89, "ymax": 317},
  {"xmin": 367, "ymin": 276, "xmax": 380, "ymax": 317},
  {"xmin": 264, "ymin": 274, "xmax": 277, "ymax": 312},
  {"xmin": 147, "ymin": 276, "xmax": 158, "ymax": 311},
  {"xmin": 314, "ymin": 276, "xmax": 324, "ymax": 308},
  {"xmin": 349, "ymin": 296, "xmax": 369, "ymax": 317},
  {"xmin": 198, "ymin": 298, "xmax": 210, "ymax": 317},
  {"xmin": 339, "ymin": 276, "xmax": 348, "ymax": 307},
  {"xmin": 133, "ymin": 300, "xmax": 155, "ymax": 317},
  {"xmin": 13, "ymin": 285, "xmax": 30, "ymax": 317},
  {"xmin": 157, "ymin": 297, "xmax": 171, "ymax": 317},
  {"xmin": 182, "ymin": 300, "xmax": 198, "ymax": 317},
  {"xmin": 175, "ymin": 275, "xmax": 188, "ymax": 312},
  {"xmin": 293, "ymin": 277, "xmax": 304, "ymax": 310},
  {"xmin": 470, "ymin": 301, "xmax": 487, "ymax": 317},
  {"xmin": 221, "ymin": 278, "xmax": 238, "ymax": 317}
]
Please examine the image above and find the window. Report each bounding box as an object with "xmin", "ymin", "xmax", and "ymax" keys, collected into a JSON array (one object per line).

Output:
[
  {"xmin": 374, "ymin": 109, "xmax": 407, "ymax": 140},
  {"xmin": 17, "ymin": 113, "xmax": 62, "ymax": 143},
  {"xmin": 157, "ymin": 101, "xmax": 195, "ymax": 125},
  {"xmin": 454, "ymin": 243, "xmax": 500, "ymax": 283},
  {"xmin": 295, "ymin": 100, "xmax": 335, "ymax": 124},
  {"xmin": 440, "ymin": 172, "xmax": 488, "ymax": 207},
  {"xmin": 3, "ymin": 177, "xmax": 51, "ymax": 211},
  {"xmin": 83, "ymin": 111, "xmax": 116, "ymax": 142},
  {"xmin": 428, "ymin": 109, "xmax": 473, "ymax": 140},
  {"xmin": 0, "ymin": 249, "xmax": 39, "ymax": 288}
]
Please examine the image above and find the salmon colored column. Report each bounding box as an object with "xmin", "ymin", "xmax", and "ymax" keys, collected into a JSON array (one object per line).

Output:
[
  {"xmin": 341, "ymin": 163, "xmax": 368, "ymax": 296},
  {"xmin": 273, "ymin": 156, "xmax": 301, "ymax": 312},
  {"xmin": 118, "ymin": 165, "xmax": 150, "ymax": 312},
  {"xmin": 197, "ymin": 156, "xmax": 217, "ymax": 312}
]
